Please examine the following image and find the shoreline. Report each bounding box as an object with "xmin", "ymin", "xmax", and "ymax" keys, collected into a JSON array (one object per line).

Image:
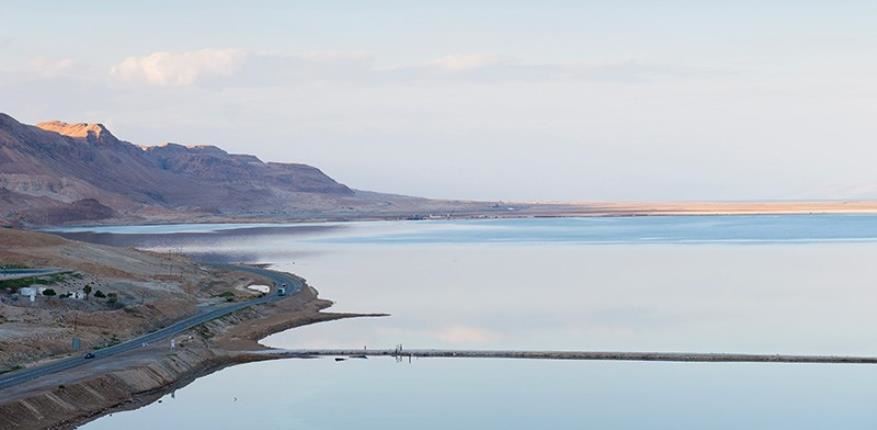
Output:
[
  {"xmin": 0, "ymin": 276, "xmax": 387, "ymax": 430},
  {"xmin": 28, "ymin": 200, "xmax": 877, "ymax": 229}
]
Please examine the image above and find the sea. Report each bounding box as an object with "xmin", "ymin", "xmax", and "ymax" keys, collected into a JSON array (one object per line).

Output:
[{"xmin": 52, "ymin": 215, "xmax": 877, "ymax": 429}]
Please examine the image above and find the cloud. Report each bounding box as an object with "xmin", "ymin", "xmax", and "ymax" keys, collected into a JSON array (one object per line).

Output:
[
  {"xmin": 110, "ymin": 49, "xmax": 246, "ymax": 86},
  {"xmin": 108, "ymin": 48, "xmax": 719, "ymax": 88},
  {"xmin": 436, "ymin": 325, "xmax": 497, "ymax": 344},
  {"xmin": 109, "ymin": 49, "xmax": 375, "ymax": 87}
]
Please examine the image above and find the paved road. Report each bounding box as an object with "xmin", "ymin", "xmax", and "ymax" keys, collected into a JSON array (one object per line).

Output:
[
  {"xmin": 0, "ymin": 268, "xmax": 66, "ymax": 281},
  {"xmin": 0, "ymin": 265, "xmax": 302, "ymax": 392}
]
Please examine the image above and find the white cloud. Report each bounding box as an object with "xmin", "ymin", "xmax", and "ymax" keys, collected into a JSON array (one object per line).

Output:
[
  {"xmin": 436, "ymin": 325, "xmax": 498, "ymax": 344},
  {"xmin": 108, "ymin": 49, "xmax": 713, "ymax": 88},
  {"xmin": 110, "ymin": 49, "xmax": 246, "ymax": 86}
]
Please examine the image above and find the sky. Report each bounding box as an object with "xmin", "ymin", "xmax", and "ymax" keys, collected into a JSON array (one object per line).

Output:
[{"xmin": 2, "ymin": 1, "xmax": 877, "ymax": 201}]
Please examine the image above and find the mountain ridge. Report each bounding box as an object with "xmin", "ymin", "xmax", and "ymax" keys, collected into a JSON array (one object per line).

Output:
[{"xmin": 0, "ymin": 113, "xmax": 368, "ymax": 225}]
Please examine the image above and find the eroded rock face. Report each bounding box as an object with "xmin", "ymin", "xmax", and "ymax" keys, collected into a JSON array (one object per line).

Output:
[
  {"xmin": 147, "ymin": 143, "xmax": 352, "ymax": 194},
  {"xmin": 0, "ymin": 113, "xmax": 352, "ymax": 224}
]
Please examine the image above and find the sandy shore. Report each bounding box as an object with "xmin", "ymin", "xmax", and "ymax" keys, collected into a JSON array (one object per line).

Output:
[{"xmin": 38, "ymin": 199, "xmax": 877, "ymax": 228}]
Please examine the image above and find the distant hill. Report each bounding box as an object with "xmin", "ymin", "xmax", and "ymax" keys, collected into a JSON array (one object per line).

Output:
[
  {"xmin": 11, "ymin": 112, "xmax": 865, "ymax": 226},
  {"xmin": 0, "ymin": 113, "xmax": 520, "ymax": 225}
]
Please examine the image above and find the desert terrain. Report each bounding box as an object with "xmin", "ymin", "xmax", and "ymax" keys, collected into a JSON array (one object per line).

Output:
[{"xmin": 0, "ymin": 228, "xmax": 375, "ymax": 429}]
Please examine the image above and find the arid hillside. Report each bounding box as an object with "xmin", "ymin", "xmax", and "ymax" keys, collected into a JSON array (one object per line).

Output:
[
  {"xmin": 6, "ymin": 112, "xmax": 877, "ymax": 227},
  {"xmin": 0, "ymin": 112, "xmax": 530, "ymax": 226},
  {"xmin": 0, "ymin": 113, "xmax": 359, "ymax": 225},
  {"xmin": 0, "ymin": 228, "xmax": 273, "ymax": 371}
]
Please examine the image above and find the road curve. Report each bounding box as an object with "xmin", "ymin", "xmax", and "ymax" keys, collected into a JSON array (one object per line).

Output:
[{"xmin": 0, "ymin": 265, "xmax": 302, "ymax": 392}]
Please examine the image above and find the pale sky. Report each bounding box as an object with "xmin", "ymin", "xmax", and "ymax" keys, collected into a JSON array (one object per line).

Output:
[{"xmin": 3, "ymin": 1, "xmax": 877, "ymax": 201}]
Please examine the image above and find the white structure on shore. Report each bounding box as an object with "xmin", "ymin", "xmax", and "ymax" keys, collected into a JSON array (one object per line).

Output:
[{"xmin": 19, "ymin": 287, "xmax": 37, "ymax": 302}]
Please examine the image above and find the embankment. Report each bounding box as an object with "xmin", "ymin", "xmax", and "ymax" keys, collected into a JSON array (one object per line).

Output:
[{"xmin": 0, "ymin": 282, "xmax": 382, "ymax": 430}]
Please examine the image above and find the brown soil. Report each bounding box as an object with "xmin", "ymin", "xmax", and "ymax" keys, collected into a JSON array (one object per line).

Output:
[{"xmin": 0, "ymin": 228, "xmax": 385, "ymax": 430}]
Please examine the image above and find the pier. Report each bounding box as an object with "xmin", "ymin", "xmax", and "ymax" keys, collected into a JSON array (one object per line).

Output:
[{"xmin": 254, "ymin": 349, "xmax": 877, "ymax": 364}]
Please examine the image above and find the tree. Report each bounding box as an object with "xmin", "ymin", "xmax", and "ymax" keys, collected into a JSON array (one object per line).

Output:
[
  {"xmin": 107, "ymin": 293, "xmax": 118, "ymax": 305},
  {"xmin": 94, "ymin": 290, "xmax": 106, "ymax": 298},
  {"xmin": 83, "ymin": 284, "xmax": 92, "ymax": 297},
  {"xmin": 42, "ymin": 289, "xmax": 56, "ymax": 297}
]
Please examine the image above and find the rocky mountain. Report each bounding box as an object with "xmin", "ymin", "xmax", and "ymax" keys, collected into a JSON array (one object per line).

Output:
[{"xmin": 0, "ymin": 113, "xmax": 360, "ymax": 224}]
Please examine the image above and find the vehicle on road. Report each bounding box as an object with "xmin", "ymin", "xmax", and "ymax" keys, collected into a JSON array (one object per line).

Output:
[{"xmin": 0, "ymin": 264, "xmax": 298, "ymax": 392}]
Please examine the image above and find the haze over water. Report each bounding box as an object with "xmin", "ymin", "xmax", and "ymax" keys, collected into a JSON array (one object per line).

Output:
[{"xmin": 69, "ymin": 216, "xmax": 877, "ymax": 429}]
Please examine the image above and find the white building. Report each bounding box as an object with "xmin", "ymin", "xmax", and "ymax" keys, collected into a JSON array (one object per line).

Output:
[{"xmin": 18, "ymin": 287, "xmax": 37, "ymax": 302}]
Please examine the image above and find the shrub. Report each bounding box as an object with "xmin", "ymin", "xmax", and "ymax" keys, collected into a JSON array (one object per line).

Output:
[
  {"xmin": 42, "ymin": 289, "xmax": 57, "ymax": 297},
  {"xmin": 107, "ymin": 293, "xmax": 118, "ymax": 304},
  {"xmin": 94, "ymin": 290, "xmax": 106, "ymax": 298}
]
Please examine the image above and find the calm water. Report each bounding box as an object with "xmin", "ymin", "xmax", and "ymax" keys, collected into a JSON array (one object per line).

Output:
[{"xmin": 65, "ymin": 215, "xmax": 877, "ymax": 429}]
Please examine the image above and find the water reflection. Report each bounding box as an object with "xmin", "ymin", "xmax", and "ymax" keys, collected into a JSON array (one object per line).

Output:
[{"xmin": 71, "ymin": 217, "xmax": 877, "ymax": 429}]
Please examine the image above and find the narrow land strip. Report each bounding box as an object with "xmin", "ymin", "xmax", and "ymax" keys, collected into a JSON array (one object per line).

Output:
[{"xmin": 262, "ymin": 349, "xmax": 877, "ymax": 364}]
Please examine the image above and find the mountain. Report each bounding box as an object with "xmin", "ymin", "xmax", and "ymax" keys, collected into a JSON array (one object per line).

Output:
[{"xmin": 0, "ymin": 113, "xmax": 415, "ymax": 225}]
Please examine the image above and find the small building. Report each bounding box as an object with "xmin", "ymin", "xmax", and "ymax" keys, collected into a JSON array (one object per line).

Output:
[{"xmin": 19, "ymin": 287, "xmax": 37, "ymax": 302}]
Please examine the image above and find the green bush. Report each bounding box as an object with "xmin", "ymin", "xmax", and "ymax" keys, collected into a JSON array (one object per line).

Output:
[
  {"xmin": 42, "ymin": 289, "xmax": 57, "ymax": 297},
  {"xmin": 94, "ymin": 290, "xmax": 106, "ymax": 298}
]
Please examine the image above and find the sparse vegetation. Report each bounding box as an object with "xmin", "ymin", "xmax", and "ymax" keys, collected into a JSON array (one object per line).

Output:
[
  {"xmin": 107, "ymin": 293, "xmax": 118, "ymax": 305},
  {"xmin": 92, "ymin": 335, "xmax": 121, "ymax": 351},
  {"xmin": 0, "ymin": 272, "xmax": 75, "ymax": 293},
  {"xmin": 0, "ymin": 276, "xmax": 43, "ymax": 292},
  {"xmin": 0, "ymin": 365, "xmax": 23, "ymax": 375}
]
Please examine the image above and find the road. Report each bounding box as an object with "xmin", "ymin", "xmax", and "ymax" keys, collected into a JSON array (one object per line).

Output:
[
  {"xmin": 0, "ymin": 265, "xmax": 302, "ymax": 391},
  {"xmin": 0, "ymin": 268, "xmax": 66, "ymax": 281}
]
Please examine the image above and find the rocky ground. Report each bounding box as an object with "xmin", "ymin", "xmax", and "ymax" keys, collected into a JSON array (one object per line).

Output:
[
  {"xmin": 0, "ymin": 228, "xmax": 381, "ymax": 429},
  {"xmin": 0, "ymin": 228, "xmax": 274, "ymax": 371}
]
